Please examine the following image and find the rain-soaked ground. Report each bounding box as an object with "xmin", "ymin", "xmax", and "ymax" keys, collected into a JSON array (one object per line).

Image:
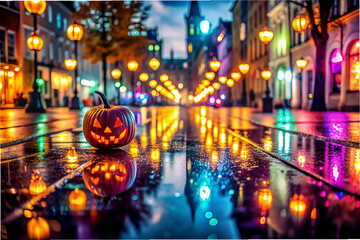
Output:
[{"xmin": 1, "ymin": 106, "xmax": 360, "ymax": 239}]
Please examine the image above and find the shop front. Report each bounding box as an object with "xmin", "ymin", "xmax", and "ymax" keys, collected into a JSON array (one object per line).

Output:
[{"xmin": 0, "ymin": 64, "xmax": 23, "ymax": 107}]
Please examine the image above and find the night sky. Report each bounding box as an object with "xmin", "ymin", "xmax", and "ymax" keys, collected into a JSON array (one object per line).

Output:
[{"xmin": 145, "ymin": 1, "xmax": 233, "ymax": 59}]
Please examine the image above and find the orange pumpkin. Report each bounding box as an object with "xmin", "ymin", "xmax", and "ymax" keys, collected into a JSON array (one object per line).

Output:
[
  {"xmin": 83, "ymin": 91, "xmax": 136, "ymax": 148},
  {"xmin": 83, "ymin": 151, "xmax": 137, "ymax": 197}
]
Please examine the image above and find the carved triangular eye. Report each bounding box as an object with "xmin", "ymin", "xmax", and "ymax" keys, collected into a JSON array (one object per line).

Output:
[
  {"xmin": 114, "ymin": 117, "xmax": 123, "ymax": 127},
  {"xmin": 93, "ymin": 118, "xmax": 102, "ymax": 128}
]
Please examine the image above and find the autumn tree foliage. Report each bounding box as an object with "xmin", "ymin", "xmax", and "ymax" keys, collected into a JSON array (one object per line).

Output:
[{"xmin": 72, "ymin": 1, "xmax": 150, "ymax": 95}]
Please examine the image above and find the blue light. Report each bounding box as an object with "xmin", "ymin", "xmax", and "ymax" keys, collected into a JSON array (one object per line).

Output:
[
  {"xmin": 220, "ymin": 94, "xmax": 226, "ymax": 100},
  {"xmin": 209, "ymin": 218, "xmax": 218, "ymax": 226},
  {"xmin": 200, "ymin": 20, "xmax": 210, "ymax": 34},
  {"xmin": 199, "ymin": 186, "xmax": 211, "ymax": 201}
]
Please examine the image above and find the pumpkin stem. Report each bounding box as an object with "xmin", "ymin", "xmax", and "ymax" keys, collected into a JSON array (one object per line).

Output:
[{"xmin": 95, "ymin": 91, "xmax": 111, "ymax": 108}]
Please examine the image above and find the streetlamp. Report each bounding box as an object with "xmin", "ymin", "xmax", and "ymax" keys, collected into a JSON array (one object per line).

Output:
[
  {"xmin": 296, "ymin": 58, "xmax": 308, "ymax": 109},
  {"xmin": 149, "ymin": 58, "xmax": 160, "ymax": 105},
  {"xmin": 209, "ymin": 59, "xmax": 220, "ymax": 98},
  {"xmin": 259, "ymin": 27, "xmax": 274, "ymax": 45},
  {"xmin": 292, "ymin": 15, "xmax": 309, "ymax": 33},
  {"xmin": 111, "ymin": 69, "xmax": 121, "ymax": 104},
  {"xmin": 64, "ymin": 59, "xmax": 77, "ymax": 71},
  {"xmin": 127, "ymin": 60, "xmax": 139, "ymax": 106},
  {"xmin": 239, "ymin": 63, "xmax": 249, "ymax": 106},
  {"xmin": 24, "ymin": 0, "xmax": 46, "ymax": 113},
  {"xmin": 261, "ymin": 69, "xmax": 273, "ymax": 113},
  {"xmin": 205, "ymin": 72, "xmax": 215, "ymax": 81},
  {"xmin": 66, "ymin": 22, "xmax": 84, "ymax": 109}
]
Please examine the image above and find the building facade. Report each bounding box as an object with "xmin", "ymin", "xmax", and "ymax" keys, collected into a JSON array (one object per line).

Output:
[
  {"xmin": 268, "ymin": 0, "xmax": 359, "ymax": 111},
  {"xmin": 0, "ymin": 2, "xmax": 22, "ymax": 106},
  {"xmin": 247, "ymin": 0, "xmax": 271, "ymax": 108}
]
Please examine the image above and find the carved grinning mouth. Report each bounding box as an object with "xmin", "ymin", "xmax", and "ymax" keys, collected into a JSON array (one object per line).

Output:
[{"xmin": 90, "ymin": 128, "xmax": 127, "ymax": 145}]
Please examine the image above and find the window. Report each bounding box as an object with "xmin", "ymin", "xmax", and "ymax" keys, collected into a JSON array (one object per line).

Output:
[
  {"xmin": 330, "ymin": 49, "xmax": 343, "ymax": 93},
  {"xmin": 259, "ymin": 5, "xmax": 262, "ymax": 23},
  {"xmin": 48, "ymin": 6, "xmax": 53, "ymax": 23},
  {"xmin": 56, "ymin": 13, "xmax": 61, "ymax": 29},
  {"xmin": 188, "ymin": 43, "xmax": 193, "ymax": 53},
  {"xmin": 348, "ymin": 40, "xmax": 360, "ymax": 91},
  {"xmin": 254, "ymin": 11, "xmax": 257, "ymax": 28},
  {"xmin": 63, "ymin": 18, "xmax": 67, "ymax": 32},
  {"xmin": 25, "ymin": 29, "xmax": 32, "ymax": 57},
  {"xmin": 0, "ymin": 29, "xmax": 5, "ymax": 58},
  {"xmin": 7, "ymin": 32, "xmax": 15, "ymax": 58},
  {"xmin": 57, "ymin": 44, "xmax": 62, "ymax": 63},
  {"xmin": 307, "ymin": 70, "xmax": 313, "ymax": 99},
  {"xmin": 49, "ymin": 41, "xmax": 54, "ymax": 60},
  {"xmin": 347, "ymin": 0, "xmax": 359, "ymax": 11},
  {"xmin": 64, "ymin": 48, "xmax": 69, "ymax": 59},
  {"xmin": 189, "ymin": 24, "xmax": 194, "ymax": 35},
  {"xmin": 240, "ymin": 23, "xmax": 246, "ymax": 41}
]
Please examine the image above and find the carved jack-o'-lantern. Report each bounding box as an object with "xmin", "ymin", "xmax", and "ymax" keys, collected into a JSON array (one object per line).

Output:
[
  {"xmin": 83, "ymin": 91, "xmax": 136, "ymax": 148},
  {"xmin": 83, "ymin": 151, "xmax": 137, "ymax": 197}
]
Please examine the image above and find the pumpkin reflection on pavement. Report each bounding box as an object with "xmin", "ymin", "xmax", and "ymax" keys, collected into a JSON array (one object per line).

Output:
[{"xmin": 83, "ymin": 151, "xmax": 137, "ymax": 197}]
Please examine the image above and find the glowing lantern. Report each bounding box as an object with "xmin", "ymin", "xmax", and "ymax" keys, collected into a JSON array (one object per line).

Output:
[
  {"xmin": 257, "ymin": 188, "xmax": 273, "ymax": 211},
  {"xmin": 263, "ymin": 135, "xmax": 272, "ymax": 151},
  {"xmin": 69, "ymin": 189, "xmax": 86, "ymax": 211},
  {"xmin": 218, "ymin": 76, "xmax": 227, "ymax": 84},
  {"xmin": 292, "ymin": 14, "xmax": 309, "ymax": 33},
  {"xmin": 67, "ymin": 23, "xmax": 83, "ymax": 41},
  {"xmin": 209, "ymin": 59, "xmax": 220, "ymax": 72},
  {"xmin": 202, "ymin": 79, "xmax": 210, "ymax": 86},
  {"xmin": 27, "ymin": 33, "xmax": 43, "ymax": 51},
  {"xmin": 261, "ymin": 70, "xmax": 272, "ymax": 81},
  {"xmin": 83, "ymin": 91, "xmax": 136, "ymax": 149},
  {"xmin": 205, "ymin": 72, "xmax": 215, "ymax": 81},
  {"xmin": 231, "ymin": 72, "xmax": 241, "ymax": 82},
  {"xmin": 259, "ymin": 27, "xmax": 274, "ymax": 44},
  {"xmin": 289, "ymin": 194, "xmax": 307, "ymax": 216},
  {"xmin": 149, "ymin": 80, "xmax": 157, "ymax": 88},
  {"xmin": 29, "ymin": 171, "xmax": 47, "ymax": 195},
  {"xmin": 149, "ymin": 58, "xmax": 160, "ymax": 71},
  {"xmin": 160, "ymin": 74, "xmax": 169, "ymax": 82},
  {"xmin": 139, "ymin": 72, "xmax": 149, "ymax": 82},
  {"xmin": 66, "ymin": 146, "xmax": 78, "ymax": 162},
  {"xmin": 64, "ymin": 59, "xmax": 77, "ymax": 71},
  {"xmin": 83, "ymin": 152, "xmax": 137, "ymax": 197},
  {"xmin": 164, "ymin": 80, "xmax": 172, "ymax": 87},
  {"xmin": 27, "ymin": 217, "xmax": 50, "ymax": 240},
  {"xmin": 111, "ymin": 69, "xmax": 122, "ymax": 80},
  {"xmin": 156, "ymin": 85, "xmax": 163, "ymax": 91},
  {"xmin": 226, "ymin": 79, "xmax": 234, "ymax": 87},
  {"xmin": 208, "ymin": 86, "xmax": 214, "ymax": 94},
  {"xmin": 239, "ymin": 63, "xmax": 250, "ymax": 74},
  {"xmin": 296, "ymin": 58, "xmax": 308, "ymax": 70},
  {"xmin": 127, "ymin": 60, "xmax": 138, "ymax": 72},
  {"xmin": 24, "ymin": 0, "xmax": 46, "ymax": 15},
  {"xmin": 213, "ymin": 82, "xmax": 220, "ymax": 90}
]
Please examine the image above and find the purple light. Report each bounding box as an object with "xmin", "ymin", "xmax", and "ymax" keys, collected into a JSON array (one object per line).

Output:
[
  {"xmin": 209, "ymin": 96, "xmax": 215, "ymax": 105},
  {"xmin": 331, "ymin": 49, "xmax": 344, "ymax": 63},
  {"xmin": 134, "ymin": 92, "xmax": 141, "ymax": 99}
]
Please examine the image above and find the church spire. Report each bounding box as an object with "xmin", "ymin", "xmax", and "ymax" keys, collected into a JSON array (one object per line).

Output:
[{"xmin": 188, "ymin": 1, "xmax": 201, "ymax": 17}]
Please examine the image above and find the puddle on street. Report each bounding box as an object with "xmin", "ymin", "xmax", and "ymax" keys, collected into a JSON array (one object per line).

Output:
[{"xmin": 1, "ymin": 107, "xmax": 360, "ymax": 239}]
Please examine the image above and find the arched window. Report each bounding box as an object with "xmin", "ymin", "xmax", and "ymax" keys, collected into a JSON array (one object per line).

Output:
[
  {"xmin": 348, "ymin": 40, "xmax": 360, "ymax": 91},
  {"xmin": 330, "ymin": 49, "xmax": 343, "ymax": 93}
]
